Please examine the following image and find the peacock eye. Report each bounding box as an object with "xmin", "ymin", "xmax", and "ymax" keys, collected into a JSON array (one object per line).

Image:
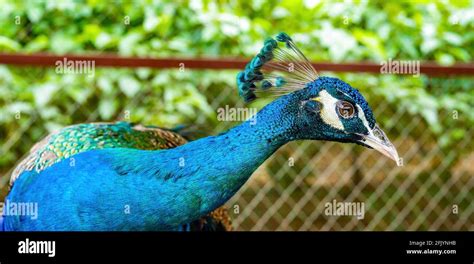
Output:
[{"xmin": 336, "ymin": 101, "xmax": 355, "ymax": 119}]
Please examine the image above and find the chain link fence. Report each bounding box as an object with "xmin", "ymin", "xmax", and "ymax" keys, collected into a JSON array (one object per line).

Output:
[
  {"xmin": 0, "ymin": 65, "xmax": 472, "ymax": 231},
  {"xmin": 227, "ymin": 109, "xmax": 473, "ymax": 231}
]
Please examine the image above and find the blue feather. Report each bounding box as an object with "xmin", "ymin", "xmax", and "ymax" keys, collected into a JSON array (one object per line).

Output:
[
  {"xmin": 3, "ymin": 33, "xmax": 385, "ymax": 231},
  {"xmin": 3, "ymin": 95, "xmax": 298, "ymax": 231}
]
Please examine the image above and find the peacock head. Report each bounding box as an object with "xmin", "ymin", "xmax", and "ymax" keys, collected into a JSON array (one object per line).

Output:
[{"xmin": 237, "ymin": 32, "xmax": 400, "ymax": 166}]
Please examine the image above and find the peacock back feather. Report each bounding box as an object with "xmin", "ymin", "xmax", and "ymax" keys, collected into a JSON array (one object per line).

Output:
[{"xmin": 9, "ymin": 121, "xmax": 231, "ymax": 231}]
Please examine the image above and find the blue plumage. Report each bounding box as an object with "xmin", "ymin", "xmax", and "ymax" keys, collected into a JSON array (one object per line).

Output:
[
  {"xmin": 4, "ymin": 98, "xmax": 294, "ymax": 230},
  {"xmin": 2, "ymin": 33, "xmax": 399, "ymax": 231}
]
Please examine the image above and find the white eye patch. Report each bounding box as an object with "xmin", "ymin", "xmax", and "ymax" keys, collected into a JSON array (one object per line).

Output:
[
  {"xmin": 357, "ymin": 104, "xmax": 373, "ymax": 135},
  {"xmin": 316, "ymin": 90, "xmax": 344, "ymax": 130}
]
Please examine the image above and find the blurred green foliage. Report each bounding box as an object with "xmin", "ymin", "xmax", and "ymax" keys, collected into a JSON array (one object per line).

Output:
[{"xmin": 0, "ymin": 0, "xmax": 473, "ymax": 171}]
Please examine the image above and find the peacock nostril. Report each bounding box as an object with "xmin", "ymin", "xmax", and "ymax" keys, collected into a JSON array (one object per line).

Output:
[
  {"xmin": 372, "ymin": 125, "xmax": 390, "ymax": 145},
  {"xmin": 357, "ymin": 124, "xmax": 399, "ymax": 165},
  {"xmin": 373, "ymin": 128, "xmax": 383, "ymax": 139}
]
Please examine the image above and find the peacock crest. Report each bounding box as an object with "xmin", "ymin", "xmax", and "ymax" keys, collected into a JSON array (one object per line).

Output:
[{"xmin": 237, "ymin": 32, "xmax": 319, "ymax": 102}]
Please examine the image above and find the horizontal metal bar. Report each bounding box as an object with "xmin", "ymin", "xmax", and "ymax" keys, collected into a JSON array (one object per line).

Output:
[{"xmin": 0, "ymin": 53, "xmax": 473, "ymax": 76}]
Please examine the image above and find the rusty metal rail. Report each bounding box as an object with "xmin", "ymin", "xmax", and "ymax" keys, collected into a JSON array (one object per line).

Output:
[{"xmin": 0, "ymin": 53, "xmax": 473, "ymax": 76}]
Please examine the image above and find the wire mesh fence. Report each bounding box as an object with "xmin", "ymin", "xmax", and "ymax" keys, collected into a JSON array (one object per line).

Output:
[
  {"xmin": 0, "ymin": 65, "xmax": 472, "ymax": 231},
  {"xmin": 227, "ymin": 111, "xmax": 473, "ymax": 231}
]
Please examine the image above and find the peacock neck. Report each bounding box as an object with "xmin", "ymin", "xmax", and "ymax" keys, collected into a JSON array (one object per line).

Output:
[
  {"xmin": 132, "ymin": 101, "xmax": 297, "ymax": 224},
  {"xmin": 5, "ymin": 97, "xmax": 302, "ymax": 230}
]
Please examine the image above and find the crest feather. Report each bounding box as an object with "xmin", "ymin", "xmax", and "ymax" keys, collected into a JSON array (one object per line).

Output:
[{"xmin": 237, "ymin": 32, "xmax": 318, "ymax": 102}]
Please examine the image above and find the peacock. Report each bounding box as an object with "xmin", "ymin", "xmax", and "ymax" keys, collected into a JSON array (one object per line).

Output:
[
  {"xmin": 5, "ymin": 122, "xmax": 232, "ymax": 231},
  {"xmin": 1, "ymin": 33, "xmax": 399, "ymax": 231}
]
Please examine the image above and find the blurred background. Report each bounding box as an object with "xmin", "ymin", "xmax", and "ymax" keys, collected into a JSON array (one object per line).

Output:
[{"xmin": 0, "ymin": 0, "xmax": 473, "ymax": 230}]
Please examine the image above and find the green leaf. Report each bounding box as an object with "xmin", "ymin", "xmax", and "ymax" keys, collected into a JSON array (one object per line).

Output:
[
  {"xmin": 33, "ymin": 83, "xmax": 59, "ymax": 107},
  {"xmin": 98, "ymin": 99, "xmax": 117, "ymax": 120},
  {"xmin": 118, "ymin": 76, "xmax": 140, "ymax": 97},
  {"xmin": 353, "ymin": 29, "xmax": 386, "ymax": 60},
  {"xmin": 0, "ymin": 36, "xmax": 21, "ymax": 51}
]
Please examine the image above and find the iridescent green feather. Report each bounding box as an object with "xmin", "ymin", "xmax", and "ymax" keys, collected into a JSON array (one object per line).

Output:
[
  {"xmin": 10, "ymin": 121, "xmax": 186, "ymax": 186},
  {"xmin": 9, "ymin": 121, "xmax": 231, "ymax": 231}
]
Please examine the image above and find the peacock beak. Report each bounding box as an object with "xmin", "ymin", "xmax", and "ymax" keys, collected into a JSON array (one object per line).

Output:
[{"xmin": 357, "ymin": 124, "xmax": 401, "ymax": 166}]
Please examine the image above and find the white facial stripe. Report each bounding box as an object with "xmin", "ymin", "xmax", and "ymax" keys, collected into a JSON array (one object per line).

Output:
[
  {"xmin": 356, "ymin": 104, "xmax": 373, "ymax": 135},
  {"xmin": 318, "ymin": 90, "xmax": 344, "ymax": 130}
]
